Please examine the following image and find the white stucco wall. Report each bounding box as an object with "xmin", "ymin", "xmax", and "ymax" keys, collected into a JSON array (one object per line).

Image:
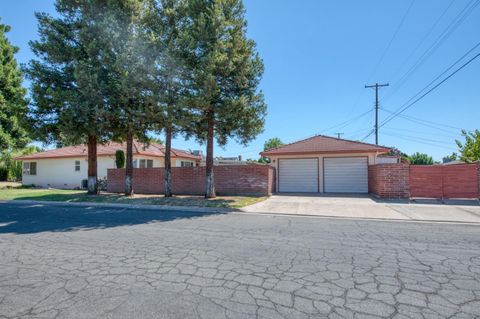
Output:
[
  {"xmin": 267, "ymin": 152, "xmax": 382, "ymax": 193},
  {"xmin": 22, "ymin": 155, "xmax": 197, "ymax": 189}
]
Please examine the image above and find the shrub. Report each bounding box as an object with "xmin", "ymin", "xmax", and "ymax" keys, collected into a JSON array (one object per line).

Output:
[
  {"xmin": 115, "ymin": 150, "xmax": 125, "ymax": 168},
  {"xmin": 0, "ymin": 166, "xmax": 8, "ymax": 181}
]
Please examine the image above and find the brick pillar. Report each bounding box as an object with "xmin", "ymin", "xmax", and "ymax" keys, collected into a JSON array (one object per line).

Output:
[{"xmin": 368, "ymin": 163, "xmax": 410, "ymax": 199}]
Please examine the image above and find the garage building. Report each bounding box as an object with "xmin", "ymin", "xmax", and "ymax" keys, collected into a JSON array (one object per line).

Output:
[{"xmin": 261, "ymin": 135, "xmax": 391, "ymax": 194}]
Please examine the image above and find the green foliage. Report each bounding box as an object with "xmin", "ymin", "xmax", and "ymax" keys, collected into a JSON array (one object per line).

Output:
[
  {"xmin": 408, "ymin": 152, "xmax": 434, "ymax": 165},
  {"xmin": 25, "ymin": 2, "xmax": 112, "ymax": 146},
  {"xmin": 442, "ymin": 152, "xmax": 457, "ymax": 164},
  {"xmin": 180, "ymin": 0, "xmax": 266, "ymax": 197},
  {"xmin": 264, "ymin": 138, "xmax": 283, "ymax": 151},
  {"xmin": 143, "ymin": 0, "xmax": 191, "ymax": 135},
  {"xmin": 0, "ymin": 20, "xmax": 30, "ymax": 152},
  {"xmin": 259, "ymin": 137, "xmax": 283, "ymax": 163},
  {"xmin": 388, "ymin": 147, "xmax": 409, "ymax": 163},
  {"xmin": 456, "ymin": 129, "xmax": 480, "ymax": 163},
  {"xmin": 148, "ymin": 137, "xmax": 164, "ymax": 145},
  {"xmin": 182, "ymin": 0, "xmax": 267, "ymax": 146},
  {"xmin": 0, "ymin": 145, "xmax": 42, "ymax": 181},
  {"xmin": 97, "ymin": 0, "xmax": 151, "ymax": 143},
  {"xmin": 115, "ymin": 150, "xmax": 125, "ymax": 168}
]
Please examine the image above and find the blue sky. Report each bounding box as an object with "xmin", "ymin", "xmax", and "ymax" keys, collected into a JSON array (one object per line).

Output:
[{"xmin": 1, "ymin": 0, "xmax": 479, "ymax": 161}]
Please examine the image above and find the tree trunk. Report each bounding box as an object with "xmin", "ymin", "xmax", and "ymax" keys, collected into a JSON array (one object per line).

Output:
[
  {"xmin": 125, "ymin": 131, "xmax": 134, "ymax": 196},
  {"xmin": 87, "ymin": 135, "xmax": 98, "ymax": 195},
  {"xmin": 164, "ymin": 125, "xmax": 173, "ymax": 197},
  {"xmin": 205, "ymin": 110, "xmax": 216, "ymax": 198}
]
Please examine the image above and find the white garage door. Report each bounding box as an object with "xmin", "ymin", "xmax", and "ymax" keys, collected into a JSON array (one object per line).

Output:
[
  {"xmin": 324, "ymin": 157, "xmax": 368, "ymax": 193},
  {"xmin": 279, "ymin": 159, "xmax": 318, "ymax": 192}
]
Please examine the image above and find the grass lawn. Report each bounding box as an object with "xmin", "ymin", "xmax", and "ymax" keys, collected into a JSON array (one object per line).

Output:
[{"xmin": 0, "ymin": 187, "xmax": 267, "ymax": 209}]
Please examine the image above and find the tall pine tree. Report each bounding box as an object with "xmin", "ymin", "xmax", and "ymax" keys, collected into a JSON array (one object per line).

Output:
[
  {"xmin": 26, "ymin": 1, "xmax": 112, "ymax": 194},
  {"xmin": 144, "ymin": 0, "xmax": 190, "ymax": 197},
  {"xmin": 182, "ymin": 0, "xmax": 266, "ymax": 198},
  {"xmin": 0, "ymin": 20, "xmax": 30, "ymax": 153},
  {"xmin": 98, "ymin": 0, "xmax": 151, "ymax": 196}
]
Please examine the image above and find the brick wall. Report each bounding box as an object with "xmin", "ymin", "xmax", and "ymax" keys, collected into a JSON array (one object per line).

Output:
[
  {"xmin": 368, "ymin": 163, "xmax": 410, "ymax": 198},
  {"xmin": 477, "ymin": 162, "xmax": 480, "ymax": 199},
  {"xmin": 369, "ymin": 163, "xmax": 480, "ymax": 199},
  {"xmin": 410, "ymin": 164, "xmax": 479, "ymax": 199},
  {"xmin": 409, "ymin": 166, "xmax": 443, "ymax": 198},
  {"xmin": 107, "ymin": 165, "xmax": 275, "ymax": 196}
]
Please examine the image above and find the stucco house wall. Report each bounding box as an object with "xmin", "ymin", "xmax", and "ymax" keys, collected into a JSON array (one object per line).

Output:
[{"xmin": 22, "ymin": 155, "xmax": 197, "ymax": 189}]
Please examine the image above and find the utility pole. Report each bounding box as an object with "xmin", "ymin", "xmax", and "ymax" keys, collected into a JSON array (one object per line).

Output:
[
  {"xmin": 365, "ymin": 83, "xmax": 389, "ymax": 145},
  {"xmin": 335, "ymin": 132, "xmax": 344, "ymax": 139}
]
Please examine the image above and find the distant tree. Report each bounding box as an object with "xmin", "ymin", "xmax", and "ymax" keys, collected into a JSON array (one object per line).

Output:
[
  {"xmin": 259, "ymin": 137, "xmax": 284, "ymax": 163},
  {"xmin": 182, "ymin": 0, "xmax": 267, "ymax": 198},
  {"xmin": 0, "ymin": 145, "xmax": 42, "ymax": 181},
  {"xmin": 388, "ymin": 147, "xmax": 409, "ymax": 163},
  {"xmin": 115, "ymin": 150, "xmax": 125, "ymax": 169},
  {"xmin": 408, "ymin": 152, "xmax": 434, "ymax": 165},
  {"xmin": 26, "ymin": 1, "xmax": 113, "ymax": 194},
  {"xmin": 0, "ymin": 20, "xmax": 30, "ymax": 153},
  {"xmin": 456, "ymin": 129, "xmax": 480, "ymax": 163},
  {"xmin": 149, "ymin": 137, "xmax": 164, "ymax": 145},
  {"xmin": 442, "ymin": 152, "xmax": 457, "ymax": 164},
  {"xmin": 264, "ymin": 138, "xmax": 284, "ymax": 151}
]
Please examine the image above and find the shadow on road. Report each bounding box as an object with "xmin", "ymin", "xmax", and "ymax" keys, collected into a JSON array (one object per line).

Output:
[{"xmin": 0, "ymin": 203, "xmax": 227, "ymax": 235}]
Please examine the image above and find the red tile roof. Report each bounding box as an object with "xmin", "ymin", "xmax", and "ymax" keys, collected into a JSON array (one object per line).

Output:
[
  {"xmin": 260, "ymin": 135, "xmax": 391, "ymax": 156},
  {"xmin": 15, "ymin": 141, "xmax": 201, "ymax": 161}
]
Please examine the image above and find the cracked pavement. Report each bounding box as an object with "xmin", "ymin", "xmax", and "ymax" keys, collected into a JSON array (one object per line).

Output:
[{"xmin": 0, "ymin": 202, "xmax": 479, "ymax": 318}]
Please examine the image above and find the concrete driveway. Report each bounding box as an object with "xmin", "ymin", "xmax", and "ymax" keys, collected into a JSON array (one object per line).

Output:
[{"xmin": 241, "ymin": 194, "xmax": 480, "ymax": 223}]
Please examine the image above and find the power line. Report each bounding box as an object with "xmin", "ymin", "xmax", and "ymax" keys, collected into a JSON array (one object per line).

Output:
[
  {"xmin": 365, "ymin": 0, "xmax": 416, "ymax": 82},
  {"xmin": 386, "ymin": 0, "xmax": 456, "ymax": 83},
  {"xmin": 383, "ymin": 108, "xmax": 462, "ymax": 130},
  {"xmin": 361, "ymin": 47, "xmax": 479, "ymax": 141},
  {"xmin": 380, "ymin": 51, "xmax": 480, "ymax": 128},
  {"xmin": 318, "ymin": 108, "xmax": 374, "ymax": 134},
  {"xmin": 382, "ymin": 132, "xmax": 457, "ymax": 150},
  {"xmin": 383, "ymin": 127, "xmax": 461, "ymax": 139},
  {"xmin": 361, "ymin": 129, "xmax": 376, "ymax": 142},
  {"xmin": 384, "ymin": 39, "xmax": 480, "ymax": 113},
  {"xmin": 384, "ymin": 0, "xmax": 480, "ymax": 101},
  {"xmin": 381, "ymin": 108, "xmax": 463, "ymax": 133},
  {"xmin": 382, "ymin": 130, "xmax": 454, "ymax": 145},
  {"xmin": 361, "ymin": 42, "xmax": 480, "ymax": 142}
]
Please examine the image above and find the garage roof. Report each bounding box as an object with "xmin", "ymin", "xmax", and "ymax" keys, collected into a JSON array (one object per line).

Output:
[
  {"xmin": 260, "ymin": 135, "xmax": 391, "ymax": 156},
  {"xmin": 15, "ymin": 141, "xmax": 201, "ymax": 161}
]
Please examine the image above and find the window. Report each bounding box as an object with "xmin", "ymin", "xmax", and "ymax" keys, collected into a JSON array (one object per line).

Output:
[
  {"xmin": 133, "ymin": 159, "xmax": 138, "ymax": 168},
  {"xmin": 181, "ymin": 161, "xmax": 194, "ymax": 167},
  {"xmin": 75, "ymin": 160, "xmax": 81, "ymax": 172},
  {"xmin": 139, "ymin": 159, "xmax": 154, "ymax": 168},
  {"xmin": 23, "ymin": 162, "xmax": 37, "ymax": 175}
]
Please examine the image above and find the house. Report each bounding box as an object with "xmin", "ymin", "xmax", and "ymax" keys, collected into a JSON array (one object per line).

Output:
[
  {"xmin": 376, "ymin": 155, "xmax": 401, "ymax": 164},
  {"xmin": 260, "ymin": 135, "xmax": 391, "ymax": 193},
  {"xmin": 199, "ymin": 155, "xmax": 249, "ymax": 166},
  {"xmin": 15, "ymin": 141, "xmax": 201, "ymax": 189}
]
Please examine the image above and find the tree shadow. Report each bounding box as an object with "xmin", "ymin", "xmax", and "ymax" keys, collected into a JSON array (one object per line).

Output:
[
  {"xmin": 12, "ymin": 192, "xmax": 237, "ymax": 208},
  {"xmin": 0, "ymin": 202, "xmax": 228, "ymax": 235}
]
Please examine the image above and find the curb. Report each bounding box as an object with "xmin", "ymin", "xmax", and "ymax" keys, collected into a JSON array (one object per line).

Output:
[
  {"xmin": 1, "ymin": 200, "xmax": 234, "ymax": 214},
  {"xmin": 237, "ymin": 211, "xmax": 480, "ymax": 225}
]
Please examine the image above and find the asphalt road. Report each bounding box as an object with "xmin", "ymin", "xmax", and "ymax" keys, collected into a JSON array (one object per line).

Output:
[{"xmin": 0, "ymin": 202, "xmax": 479, "ymax": 319}]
